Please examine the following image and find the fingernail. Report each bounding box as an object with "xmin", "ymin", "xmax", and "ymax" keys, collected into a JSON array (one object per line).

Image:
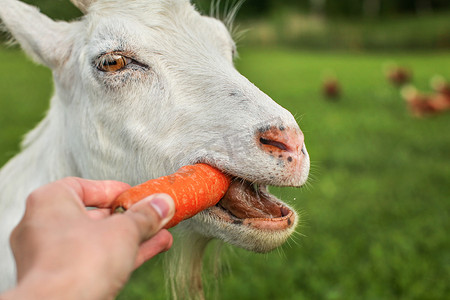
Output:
[{"xmin": 149, "ymin": 195, "xmax": 172, "ymax": 219}]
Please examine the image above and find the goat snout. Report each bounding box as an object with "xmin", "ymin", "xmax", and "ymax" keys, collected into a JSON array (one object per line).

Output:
[{"xmin": 257, "ymin": 125, "xmax": 305, "ymax": 163}]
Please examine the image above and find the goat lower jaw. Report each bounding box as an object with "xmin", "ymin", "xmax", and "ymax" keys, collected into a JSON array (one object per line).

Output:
[{"xmin": 211, "ymin": 179, "xmax": 296, "ymax": 231}]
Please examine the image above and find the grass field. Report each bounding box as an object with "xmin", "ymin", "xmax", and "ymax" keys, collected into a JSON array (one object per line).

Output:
[
  {"xmin": 0, "ymin": 46, "xmax": 449, "ymax": 299},
  {"xmin": 240, "ymin": 11, "xmax": 450, "ymax": 51}
]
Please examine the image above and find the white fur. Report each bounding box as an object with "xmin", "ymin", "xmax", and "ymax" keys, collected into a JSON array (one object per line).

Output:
[{"xmin": 0, "ymin": 0, "xmax": 309, "ymax": 296}]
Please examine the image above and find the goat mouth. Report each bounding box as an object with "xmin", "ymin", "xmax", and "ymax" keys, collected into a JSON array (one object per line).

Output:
[{"xmin": 210, "ymin": 178, "xmax": 295, "ymax": 231}]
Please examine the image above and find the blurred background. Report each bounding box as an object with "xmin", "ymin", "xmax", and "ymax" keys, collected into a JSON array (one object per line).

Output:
[{"xmin": 0, "ymin": 0, "xmax": 449, "ymax": 299}]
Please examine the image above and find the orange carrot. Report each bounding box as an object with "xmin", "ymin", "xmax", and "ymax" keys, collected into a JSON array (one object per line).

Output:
[{"xmin": 111, "ymin": 164, "xmax": 231, "ymax": 229}]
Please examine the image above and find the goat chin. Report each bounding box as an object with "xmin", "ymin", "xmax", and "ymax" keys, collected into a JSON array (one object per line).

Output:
[{"xmin": 166, "ymin": 210, "xmax": 298, "ymax": 299}]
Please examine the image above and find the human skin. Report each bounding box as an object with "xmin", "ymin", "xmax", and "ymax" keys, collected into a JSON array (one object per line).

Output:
[{"xmin": 0, "ymin": 177, "xmax": 175, "ymax": 300}]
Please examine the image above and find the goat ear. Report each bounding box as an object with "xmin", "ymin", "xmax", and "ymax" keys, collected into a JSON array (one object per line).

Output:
[
  {"xmin": 0, "ymin": 0, "xmax": 75, "ymax": 69},
  {"xmin": 71, "ymin": 0, "xmax": 96, "ymax": 13}
]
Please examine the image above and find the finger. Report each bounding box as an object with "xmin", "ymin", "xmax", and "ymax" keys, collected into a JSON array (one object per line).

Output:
[
  {"xmin": 86, "ymin": 208, "xmax": 112, "ymax": 220},
  {"xmin": 58, "ymin": 177, "xmax": 131, "ymax": 208},
  {"xmin": 24, "ymin": 178, "xmax": 131, "ymax": 217},
  {"xmin": 121, "ymin": 194, "xmax": 175, "ymax": 243},
  {"xmin": 133, "ymin": 230, "xmax": 173, "ymax": 269},
  {"xmin": 24, "ymin": 181, "xmax": 82, "ymax": 216}
]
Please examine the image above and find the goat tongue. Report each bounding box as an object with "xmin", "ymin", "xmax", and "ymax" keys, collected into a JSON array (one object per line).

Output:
[{"xmin": 218, "ymin": 180, "xmax": 283, "ymax": 219}]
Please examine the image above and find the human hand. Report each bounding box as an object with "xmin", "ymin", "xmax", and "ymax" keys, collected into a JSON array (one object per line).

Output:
[{"xmin": 1, "ymin": 177, "xmax": 175, "ymax": 300}]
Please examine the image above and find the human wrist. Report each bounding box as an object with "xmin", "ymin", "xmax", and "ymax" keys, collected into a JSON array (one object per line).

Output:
[
  {"xmin": 0, "ymin": 284, "xmax": 35, "ymax": 300},
  {"xmin": 2, "ymin": 271, "xmax": 88, "ymax": 300},
  {"xmin": 0, "ymin": 289, "xmax": 15, "ymax": 300}
]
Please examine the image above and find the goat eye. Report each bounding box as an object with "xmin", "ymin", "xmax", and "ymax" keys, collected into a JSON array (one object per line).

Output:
[{"xmin": 97, "ymin": 54, "xmax": 131, "ymax": 72}]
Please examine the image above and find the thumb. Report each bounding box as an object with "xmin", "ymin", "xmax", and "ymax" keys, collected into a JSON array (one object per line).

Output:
[{"xmin": 123, "ymin": 193, "xmax": 175, "ymax": 242}]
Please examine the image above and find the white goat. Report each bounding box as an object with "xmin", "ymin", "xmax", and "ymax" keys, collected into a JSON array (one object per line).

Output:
[{"xmin": 0, "ymin": 0, "xmax": 310, "ymax": 298}]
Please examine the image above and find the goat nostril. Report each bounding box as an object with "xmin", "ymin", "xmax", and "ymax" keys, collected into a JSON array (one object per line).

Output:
[
  {"xmin": 257, "ymin": 126, "xmax": 304, "ymax": 156},
  {"xmin": 259, "ymin": 137, "xmax": 288, "ymax": 152}
]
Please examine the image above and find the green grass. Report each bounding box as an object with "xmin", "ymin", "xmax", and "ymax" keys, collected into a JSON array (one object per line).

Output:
[
  {"xmin": 240, "ymin": 11, "xmax": 450, "ymax": 51},
  {"xmin": 1, "ymin": 46, "xmax": 449, "ymax": 299},
  {"xmin": 0, "ymin": 48, "xmax": 52, "ymax": 166}
]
